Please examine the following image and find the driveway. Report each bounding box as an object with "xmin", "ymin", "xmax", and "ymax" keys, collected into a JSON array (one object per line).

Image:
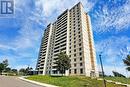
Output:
[{"xmin": 0, "ymin": 76, "xmax": 45, "ymax": 87}]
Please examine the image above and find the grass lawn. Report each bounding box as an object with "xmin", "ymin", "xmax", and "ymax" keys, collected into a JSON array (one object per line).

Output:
[
  {"xmin": 26, "ymin": 75, "xmax": 126, "ymax": 87},
  {"xmin": 105, "ymin": 77, "xmax": 130, "ymax": 84}
]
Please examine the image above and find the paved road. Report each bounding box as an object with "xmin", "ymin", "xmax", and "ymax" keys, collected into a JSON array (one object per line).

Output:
[{"xmin": 0, "ymin": 76, "xmax": 45, "ymax": 87}]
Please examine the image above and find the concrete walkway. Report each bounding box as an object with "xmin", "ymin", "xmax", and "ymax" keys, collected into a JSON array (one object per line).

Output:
[{"xmin": 19, "ymin": 77, "xmax": 58, "ymax": 87}]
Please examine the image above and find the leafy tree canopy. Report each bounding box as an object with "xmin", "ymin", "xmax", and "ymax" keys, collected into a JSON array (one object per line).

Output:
[
  {"xmin": 123, "ymin": 55, "xmax": 130, "ymax": 71},
  {"xmin": 55, "ymin": 52, "xmax": 71, "ymax": 75},
  {"xmin": 0, "ymin": 63, "xmax": 4, "ymax": 73}
]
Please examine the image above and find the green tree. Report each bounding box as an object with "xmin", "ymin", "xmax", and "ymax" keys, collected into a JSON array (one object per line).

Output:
[
  {"xmin": 123, "ymin": 55, "xmax": 130, "ymax": 71},
  {"xmin": 26, "ymin": 67, "xmax": 33, "ymax": 75},
  {"xmin": 5, "ymin": 67, "xmax": 11, "ymax": 72},
  {"xmin": 2, "ymin": 59, "xmax": 8, "ymax": 69},
  {"xmin": 11, "ymin": 69, "xmax": 18, "ymax": 74},
  {"xmin": 19, "ymin": 67, "xmax": 33, "ymax": 76},
  {"xmin": 19, "ymin": 68, "xmax": 26, "ymax": 75},
  {"xmin": 12, "ymin": 69, "xmax": 17, "ymax": 72},
  {"xmin": 0, "ymin": 59, "xmax": 9, "ymax": 74},
  {"xmin": 0, "ymin": 63, "xmax": 4, "ymax": 74},
  {"xmin": 55, "ymin": 52, "xmax": 71, "ymax": 75},
  {"xmin": 19, "ymin": 68, "xmax": 26, "ymax": 73},
  {"xmin": 112, "ymin": 71, "xmax": 126, "ymax": 78},
  {"xmin": 2, "ymin": 59, "xmax": 10, "ymax": 73},
  {"xmin": 26, "ymin": 67, "xmax": 33, "ymax": 72}
]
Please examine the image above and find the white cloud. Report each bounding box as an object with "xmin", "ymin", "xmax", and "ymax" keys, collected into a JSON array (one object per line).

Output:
[
  {"xmin": 92, "ymin": 0, "xmax": 130, "ymax": 33},
  {"xmin": 96, "ymin": 36, "xmax": 130, "ymax": 76},
  {"xmin": 0, "ymin": 56, "xmax": 17, "ymax": 68},
  {"xmin": 12, "ymin": 57, "xmax": 37, "ymax": 70},
  {"xmin": 36, "ymin": 0, "xmax": 130, "ymax": 32},
  {"xmin": 0, "ymin": 0, "xmax": 43, "ymax": 69},
  {"xmin": 0, "ymin": 0, "xmax": 43, "ymax": 50},
  {"xmin": 98, "ymin": 65, "xmax": 130, "ymax": 77},
  {"xmin": 0, "ymin": 19, "xmax": 42, "ymax": 51},
  {"xmin": 0, "ymin": 44, "xmax": 15, "ymax": 50},
  {"xmin": 96, "ymin": 36, "xmax": 130, "ymax": 54},
  {"xmin": 32, "ymin": 0, "xmax": 130, "ymax": 33},
  {"xmin": 13, "ymin": 21, "xmax": 42, "ymax": 49},
  {"xmin": 0, "ymin": 20, "xmax": 42, "ymax": 68},
  {"xmin": 14, "ymin": 65, "xmax": 28, "ymax": 70},
  {"xmin": 36, "ymin": 0, "xmax": 97, "ymax": 26},
  {"xmin": 1, "ymin": 0, "xmax": 130, "ymax": 73}
]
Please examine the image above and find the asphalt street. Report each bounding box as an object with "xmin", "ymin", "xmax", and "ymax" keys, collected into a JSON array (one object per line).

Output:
[{"xmin": 0, "ymin": 76, "xmax": 45, "ymax": 87}]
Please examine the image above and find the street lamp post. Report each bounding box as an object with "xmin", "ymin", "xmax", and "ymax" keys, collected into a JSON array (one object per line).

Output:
[{"xmin": 99, "ymin": 54, "xmax": 106, "ymax": 87}]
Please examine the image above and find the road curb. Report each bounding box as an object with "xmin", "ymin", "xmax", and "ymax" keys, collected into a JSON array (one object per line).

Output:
[{"xmin": 18, "ymin": 77, "xmax": 58, "ymax": 87}]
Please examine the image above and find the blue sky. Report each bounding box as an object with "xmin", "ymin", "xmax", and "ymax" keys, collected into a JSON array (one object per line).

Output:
[{"xmin": 0, "ymin": 0, "xmax": 130, "ymax": 76}]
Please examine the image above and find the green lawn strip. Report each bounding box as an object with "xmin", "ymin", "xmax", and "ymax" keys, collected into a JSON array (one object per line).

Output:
[
  {"xmin": 26, "ymin": 75, "xmax": 126, "ymax": 87},
  {"xmin": 105, "ymin": 77, "xmax": 130, "ymax": 84}
]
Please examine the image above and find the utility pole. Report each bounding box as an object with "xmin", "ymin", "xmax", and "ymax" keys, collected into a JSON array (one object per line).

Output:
[{"xmin": 99, "ymin": 54, "xmax": 106, "ymax": 87}]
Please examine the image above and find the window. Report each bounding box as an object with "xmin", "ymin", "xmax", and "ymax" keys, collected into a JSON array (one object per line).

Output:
[
  {"xmin": 69, "ymin": 69, "xmax": 71, "ymax": 74},
  {"xmin": 74, "ymin": 63, "xmax": 76, "ymax": 67},
  {"xmin": 74, "ymin": 49, "xmax": 76, "ymax": 52},
  {"xmin": 74, "ymin": 54, "xmax": 76, "ymax": 57},
  {"xmin": 69, "ymin": 55, "xmax": 71, "ymax": 57},
  {"xmin": 80, "ymin": 63, "xmax": 82, "ymax": 66},
  {"xmin": 69, "ymin": 51, "xmax": 71, "ymax": 53},
  {"xmin": 69, "ymin": 47, "xmax": 71, "ymax": 49},
  {"xmin": 79, "ymin": 52, "xmax": 82, "ymax": 56},
  {"xmin": 74, "ymin": 58, "xmax": 76, "ymax": 62},
  {"xmin": 79, "ymin": 43, "xmax": 81, "ymax": 46},
  {"xmin": 74, "ymin": 41, "xmax": 76, "ymax": 43},
  {"xmin": 74, "ymin": 45, "xmax": 76, "ymax": 48},
  {"xmin": 79, "ymin": 39, "xmax": 81, "ymax": 42},
  {"xmin": 73, "ymin": 15, "xmax": 75, "ymax": 18},
  {"xmin": 49, "ymin": 71, "xmax": 50, "ymax": 74},
  {"xmin": 74, "ymin": 69, "xmax": 77, "ymax": 74},
  {"xmin": 79, "ymin": 35, "xmax": 81, "ymax": 38},
  {"xmin": 80, "ymin": 69, "xmax": 83, "ymax": 74},
  {"xmin": 79, "ymin": 48, "xmax": 81, "ymax": 51}
]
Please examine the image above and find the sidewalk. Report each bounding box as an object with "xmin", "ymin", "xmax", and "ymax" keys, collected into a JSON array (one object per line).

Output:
[
  {"xmin": 97, "ymin": 78, "xmax": 130, "ymax": 87},
  {"xmin": 18, "ymin": 77, "xmax": 58, "ymax": 87}
]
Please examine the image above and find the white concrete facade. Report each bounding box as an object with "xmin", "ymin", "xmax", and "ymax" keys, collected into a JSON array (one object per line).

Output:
[{"xmin": 36, "ymin": 2, "xmax": 98, "ymax": 77}]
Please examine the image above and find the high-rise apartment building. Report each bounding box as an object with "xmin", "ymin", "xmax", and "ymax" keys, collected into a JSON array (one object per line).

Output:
[{"xmin": 36, "ymin": 2, "xmax": 98, "ymax": 77}]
